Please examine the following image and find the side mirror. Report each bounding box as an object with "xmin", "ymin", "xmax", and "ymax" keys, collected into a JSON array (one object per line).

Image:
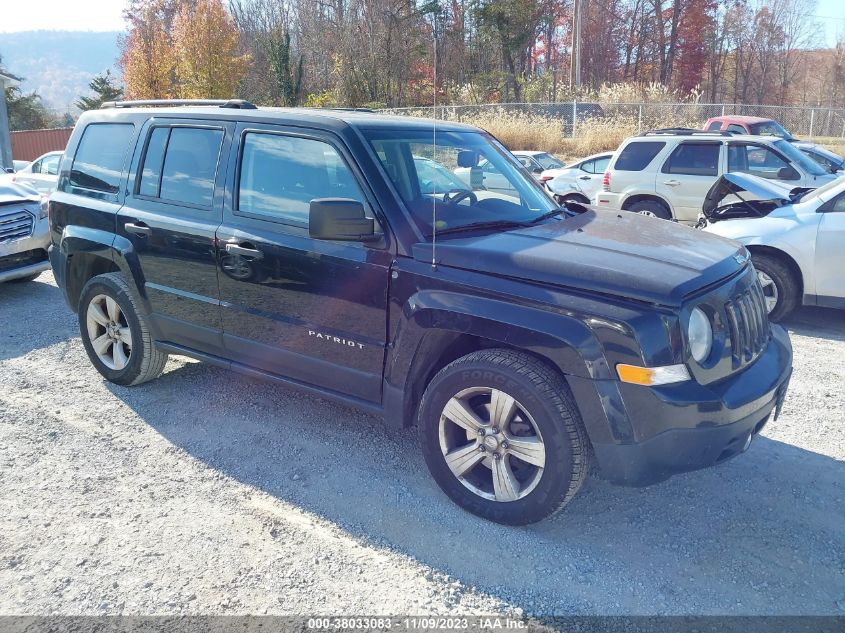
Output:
[
  {"xmin": 532, "ymin": 167, "xmax": 543, "ymax": 175},
  {"xmin": 777, "ymin": 166, "xmax": 800, "ymax": 181},
  {"xmin": 309, "ymin": 198, "xmax": 376, "ymax": 241},
  {"xmin": 457, "ymin": 150, "xmax": 478, "ymax": 168},
  {"xmin": 3, "ymin": 167, "xmax": 13, "ymax": 174}
]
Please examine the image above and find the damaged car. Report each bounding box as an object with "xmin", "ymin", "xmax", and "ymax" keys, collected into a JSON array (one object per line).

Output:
[
  {"xmin": 701, "ymin": 172, "xmax": 845, "ymax": 320},
  {"xmin": 0, "ymin": 182, "xmax": 51, "ymax": 283}
]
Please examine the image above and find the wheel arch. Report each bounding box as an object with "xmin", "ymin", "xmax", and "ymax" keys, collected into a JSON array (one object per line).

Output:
[
  {"xmin": 621, "ymin": 193, "xmax": 673, "ymax": 215},
  {"xmin": 746, "ymin": 245, "xmax": 805, "ymax": 298}
]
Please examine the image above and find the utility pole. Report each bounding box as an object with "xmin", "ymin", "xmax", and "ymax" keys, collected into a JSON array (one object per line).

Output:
[{"xmin": 569, "ymin": 0, "xmax": 582, "ymax": 90}]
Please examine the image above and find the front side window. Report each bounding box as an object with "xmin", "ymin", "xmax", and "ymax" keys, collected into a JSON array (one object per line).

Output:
[
  {"xmin": 238, "ymin": 132, "xmax": 365, "ymax": 224},
  {"xmin": 40, "ymin": 154, "xmax": 60, "ymax": 175},
  {"xmin": 749, "ymin": 121, "xmax": 790, "ymax": 138},
  {"xmin": 363, "ymin": 129, "xmax": 557, "ymax": 238},
  {"xmin": 614, "ymin": 142, "xmax": 666, "ymax": 171},
  {"xmin": 662, "ymin": 143, "xmax": 720, "ymax": 176},
  {"xmin": 727, "ymin": 124, "xmax": 747, "ymax": 134},
  {"xmin": 70, "ymin": 123, "xmax": 134, "ymax": 193},
  {"xmin": 707, "ymin": 121, "xmax": 722, "ymax": 132},
  {"xmin": 138, "ymin": 126, "xmax": 224, "ymax": 207},
  {"xmin": 728, "ymin": 143, "xmax": 797, "ymax": 180}
]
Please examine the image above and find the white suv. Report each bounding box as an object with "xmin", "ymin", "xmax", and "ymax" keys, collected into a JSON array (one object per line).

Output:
[{"xmin": 594, "ymin": 129, "xmax": 837, "ymax": 222}]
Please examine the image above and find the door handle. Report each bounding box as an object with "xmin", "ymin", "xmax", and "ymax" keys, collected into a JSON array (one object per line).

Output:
[
  {"xmin": 578, "ymin": 175, "xmax": 592, "ymax": 180},
  {"xmin": 663, "ymin": 180, "xmax": 681, "ymax": 186},
  {"xmin": 225, "ymin": 242, "xmax": 264, "ymax": 259},
  {"xmin": 124, "ymin": 222, "xmax": 152, "ymax": 236}
]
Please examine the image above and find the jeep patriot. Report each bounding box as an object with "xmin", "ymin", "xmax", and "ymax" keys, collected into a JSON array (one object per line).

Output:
[{"xmin": 49, "ymin": 100, "xmax": 793, "ymax": 524}]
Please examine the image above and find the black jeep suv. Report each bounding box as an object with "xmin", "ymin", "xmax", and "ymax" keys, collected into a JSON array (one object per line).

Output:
[{"xmin": 49, "ymin": 100, "xmax": 792, "ymax": 524}]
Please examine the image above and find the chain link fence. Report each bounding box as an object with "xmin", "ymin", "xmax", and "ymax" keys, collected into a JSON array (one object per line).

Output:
[{"xmin": 382, "ymin": 102, "xmax": 845, "ymax": 141}]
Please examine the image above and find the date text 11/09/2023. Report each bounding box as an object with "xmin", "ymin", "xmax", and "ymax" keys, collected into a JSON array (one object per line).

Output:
[{"xmin": 306, "ymin": 617, "xmax": 527, "ymax": 630}]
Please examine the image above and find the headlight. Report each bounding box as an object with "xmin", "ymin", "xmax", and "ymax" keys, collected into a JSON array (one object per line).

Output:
[
  {"xmin": 687, "ymin": 307, "xmax": 713, "ymax": 363},
  {"xmin": 38, "ymin": 197, "xmax": 49, "ymax": 220}
]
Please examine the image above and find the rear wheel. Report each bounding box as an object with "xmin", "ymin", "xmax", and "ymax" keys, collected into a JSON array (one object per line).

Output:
[
  {"xmin": 78, "ymin": 273, "xmax": 168, "ymax": 386},
  {"xmin": 628, "ymin": 199, "xmax": 672, "ymax": 220},
  {"xmin": 751, "ymin": 253, "xmax": 799, "ymax": 321},
  {"xmin": 418, "ymin": 349, "xmax": 590, "ymax": 525}
]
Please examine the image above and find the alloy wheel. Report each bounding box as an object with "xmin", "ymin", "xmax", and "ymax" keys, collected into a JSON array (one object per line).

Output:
[
  {"xmin": 757, "ymin": 271, "xmax": 779, "ymax": 314},
  {"xmin": 438, "ymin": 387, "xmax": 545, "ymax": 502},
  {"xmin": 86, "ymin": 294, "xmax": 133, "ymax": 370}
]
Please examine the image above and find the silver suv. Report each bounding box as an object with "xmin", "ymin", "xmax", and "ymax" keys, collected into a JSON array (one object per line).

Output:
[
  {"xmin": 595, "ymin": 129, "xmax": 837, "ymax": 222},
  {"xmin": 0, "ymin": 183, "xmax": 50, "ymax": 283}
]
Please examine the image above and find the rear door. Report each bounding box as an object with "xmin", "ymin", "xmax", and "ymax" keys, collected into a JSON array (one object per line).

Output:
[
  {"xmin": 575, "ymin": 155, "xmax": 611, "ymax": 198},
  {"xmin": 117, "ymin": 118, "xmax": 234, "ymax": 355},
  {"xmin": 215, "ymin": 122, "xmax": 392, "ymax": 402},
  {"xmin": 655, "ymin": 141, "xmax": 722, "ymax": 221},
  {"xmin": 815, "ymin": 192, "xmax": 845, "ymax": 306},
  {"xmin": 18, "ymin": 153, "xmax": 60, "ymax": 194}
]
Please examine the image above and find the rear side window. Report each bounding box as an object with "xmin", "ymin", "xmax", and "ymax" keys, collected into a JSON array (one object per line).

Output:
[
  {"xmin": 661, "ymin": 143, "xmax": 720, "ymax": 176},
  {"xmin": 138, "ymin": 126, "xmax": 224, "ymax": 207},
  {"xmin": 69, "ymin": 123, "xmax": 134, "ymax": 194},
  {"xmin": 706, "ymin": 121, "xmax": 722, "ymax": 132},
  {"xmin": 727, "ymin": 124, "xmax": 746, "ymax": 134},
  {"xmin": 614, "ymin": 142, "xmax": 665, "ymax": 171},
  {"xmin": 237, "ymin": 132, "xmax": 365, "ymax": 225}
]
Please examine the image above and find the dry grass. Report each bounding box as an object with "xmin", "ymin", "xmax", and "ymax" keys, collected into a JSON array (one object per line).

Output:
[{"xmin": 455, "ymin": 112, "xmax": 845, "ymax": 162}]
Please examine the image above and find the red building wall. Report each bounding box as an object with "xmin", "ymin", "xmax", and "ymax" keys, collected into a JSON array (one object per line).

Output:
[{"xmin": 11, "ymin": 128, "xmax": 73, "ymax": 162}]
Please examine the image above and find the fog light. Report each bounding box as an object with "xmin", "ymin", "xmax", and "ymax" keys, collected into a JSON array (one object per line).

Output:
[{"xmin": 616, "ymin": 363, "xmax": 691, "ymax": 386}]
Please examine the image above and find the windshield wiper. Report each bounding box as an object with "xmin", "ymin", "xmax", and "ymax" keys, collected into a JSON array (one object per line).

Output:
[
  {"xmin": 434, "ymin": 219, "xmax": 530, "ymax": 236},
  {"xmin": 527, "ymin": 206, "xmax": 579, "ymax": 224}
]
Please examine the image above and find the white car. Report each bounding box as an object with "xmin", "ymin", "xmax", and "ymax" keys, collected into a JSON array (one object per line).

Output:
[
  {"xmin": 701, "ymin": 172, "xmax": 845, "ymax": 320},
  {"xmin": 454, "ymin": 150, "xmax": 563, "ymax": 193},
  {"xmin": 595, "ymin": 130, "xmax": 837, "ymax": 222},
  {"xmin": 12, "ymin": 151, "xmax": 62, "ymax": 195},
  {"xmin": 545, "ymin": 152, "xmax": 613, "ymax": 205}
]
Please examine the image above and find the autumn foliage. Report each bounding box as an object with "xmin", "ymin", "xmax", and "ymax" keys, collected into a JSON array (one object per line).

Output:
[{"xmin": 120, "ymin": 0, "xmax": 249, "ymax": 100}]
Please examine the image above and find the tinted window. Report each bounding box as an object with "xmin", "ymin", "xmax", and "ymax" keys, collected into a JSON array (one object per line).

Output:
[
  {"xmin": 70, "ymin": 123, "xmax": 134, "ymax": 193},
  {"xmin": 614, "ymin": 142, "xmax": 665, "ymax": 171},
  {"xmin": 706, "ymin": 122, "xmax": 722, "ymax": 131},
  {"xmin": 158, "ymin": 128, "xmax": 223, "ymax": 206},
  {"xmin": 749, "ymin": 121, "xmax": 790, "ymax": 138},
  {"xmin": 727, "ymin": 124, "xmax": 746, "ymax": 134},
  {"xmin": 662, "ymin": 143, "xmax": 720, "ymax": 176},
  {"xmin": 138, "ymin": 127, "xmax": 170, "ymax": 198},
  {"xmin": 238, "ymin": 132, "xmax": 365, "ymax": 224}
]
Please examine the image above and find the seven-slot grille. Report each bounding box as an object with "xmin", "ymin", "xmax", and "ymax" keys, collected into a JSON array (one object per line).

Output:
[
  {"xmin": 724, "ymin": 281, "xmax": 770, "ymax": 368},
  {"xmin": 0, "ymin": 208, "xmax": 34, "ymax": 244}
]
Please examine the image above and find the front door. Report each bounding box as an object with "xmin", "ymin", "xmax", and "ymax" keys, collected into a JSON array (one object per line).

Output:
[
  {"xmin": 215, "ymin": 123, "xmax": 391, "ymax": 403},
  {"xmin": 815, "ymin": 192, "xmax": 845, "ymax": 307},
  {"xmin": 655, "ymin": 141, "xmax": 722, "ymax": 222},
  {"xmin": 117, "ymin": 119, "xmax": 233, "ymax": 354}
]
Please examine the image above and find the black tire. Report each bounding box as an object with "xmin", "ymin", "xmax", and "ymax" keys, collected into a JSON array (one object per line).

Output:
[
  {"xmin": 418, "ymin": 349, "xmax": 590, "ymax": 525},
  {"xmin": 628, "ymin": 199, "xmax": 672, "ymax": 220},
  {"xmin": 8, "ymin": 272, "xmax": 42, "ymax": 283},
  {"xmin": 751, "ymin": 253, "xmax": 800, "ymax": 322},
  {"xmin": 78, "ymin": 272, "xmax": 168, "ymax": 386}
]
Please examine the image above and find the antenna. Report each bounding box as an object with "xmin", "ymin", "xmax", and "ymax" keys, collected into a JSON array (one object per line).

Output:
[{"xmin": 431, "ymin": 12, "xmax": 438, "ymax": 271}]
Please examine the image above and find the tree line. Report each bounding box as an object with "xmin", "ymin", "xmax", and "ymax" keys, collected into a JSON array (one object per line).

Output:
[{"xmin": 118, "ymin": 0, "xmax": 843, "ymax": 109}]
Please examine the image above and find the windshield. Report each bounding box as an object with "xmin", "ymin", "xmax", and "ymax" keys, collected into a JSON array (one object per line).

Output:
[
  {"xmin": 772, "ymin": 139, "xmax": 827, "ymax": 177},
  {"xmin": 534, "ymin": 153, "xmax": 564, "ymax": 170},
  {"xmin": 364, "ymin": 129, "xmax": 558, "ymax": 238},
  {"xmin": 750, "ymin": 121, "xmax": 792, "ymax": 139}
]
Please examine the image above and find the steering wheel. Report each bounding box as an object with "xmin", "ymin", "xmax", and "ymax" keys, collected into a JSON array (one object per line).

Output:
[{"xmin": 442, "ymin": 189, "xmax": 478, "ymax": 206}]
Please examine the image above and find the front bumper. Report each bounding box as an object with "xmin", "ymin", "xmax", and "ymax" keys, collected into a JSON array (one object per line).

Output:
[
  {"xmin": 0, "ymin": 212, "xmax": 50, "ymax": 282},
  {"xmin": 578, "ymin": 324, "xmax": 793, "ymax": 486}
]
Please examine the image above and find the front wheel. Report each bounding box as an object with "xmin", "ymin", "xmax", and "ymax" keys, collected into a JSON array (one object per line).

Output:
[
  {"xmin": 418, "ymin": 349, "xmax": 590, "ymax": 525},
  {"xmin": 628, "ymin": 200, "xmax": 672, "ymax": 220},
  {"xmin": 78, "ymin": 273, "xmax": 168, "ymax": 386},
  {"xmin": 751, "ymin": 254, "xmax": 799, "ymax": 321}
]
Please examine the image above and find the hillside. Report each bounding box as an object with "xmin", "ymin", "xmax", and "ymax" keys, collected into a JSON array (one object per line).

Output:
[{"xmin": 0, "ymin": 30, "xmax": 121, "ymax": 113}]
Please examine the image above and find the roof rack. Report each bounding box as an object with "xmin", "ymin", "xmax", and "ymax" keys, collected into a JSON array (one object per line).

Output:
[
  {"xmin": 322, "ymin": 107, "xmax": 376, "ymax": 113},
  {"xmin": 639, "ymin": 127, "xmax": 737, "ymax": 137},
  {"xmin": 100, "ymin": 99, "xmax": 258, "ymax": 110}
]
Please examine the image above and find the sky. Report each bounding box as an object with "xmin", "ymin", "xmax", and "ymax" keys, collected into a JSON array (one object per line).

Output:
[{"xmin": 0, "ymin": 0, "xmax": 843, "ymax": 46}]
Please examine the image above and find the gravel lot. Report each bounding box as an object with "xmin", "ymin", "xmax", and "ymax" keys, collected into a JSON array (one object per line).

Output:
[{"xmin": 1, "ymin": 271, "xmax": 843, "ymax": 617}]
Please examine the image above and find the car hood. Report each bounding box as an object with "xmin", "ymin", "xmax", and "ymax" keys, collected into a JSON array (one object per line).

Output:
[
  {"xmin": 702, "ymin": 173, "xmax": 798, "ymax": 215},
  {"xmin": 413, "ymin": 209, "xmax": 748, "ymax": 306},
  {"xmin": 0, "ymin": 182, "xmax": 42, "ymax": 206}
]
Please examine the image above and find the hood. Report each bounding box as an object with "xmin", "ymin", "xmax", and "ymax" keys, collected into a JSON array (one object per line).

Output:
[
  {"xmin": 703, "ymin": 173, "xmax": 797, "ymax": 216},
  {"xmin": 413, "ymin": 209, "xmax": 748, "ymax": 307},
  {"xmin": 0, "ymin": 182, "xmax": 41, "ymax": 206}
]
